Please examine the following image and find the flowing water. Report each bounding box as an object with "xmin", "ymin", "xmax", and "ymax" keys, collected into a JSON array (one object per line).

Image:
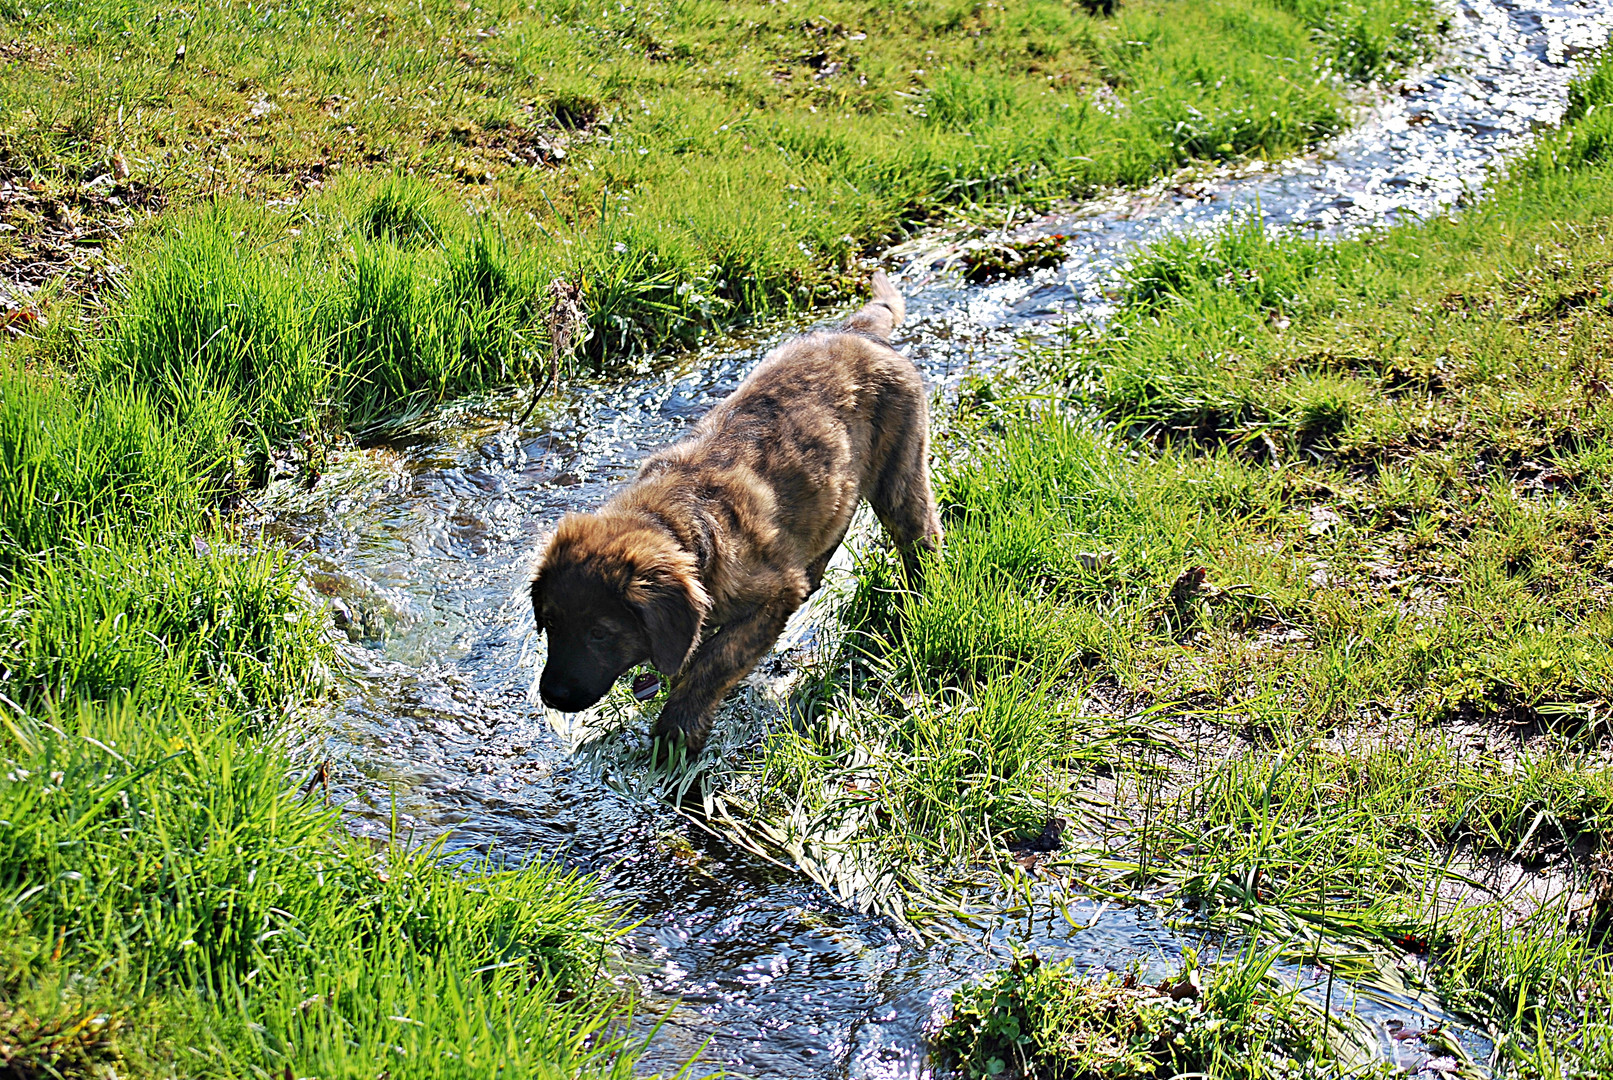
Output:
[{"xmin": 266, "ymin": 2, "xmax": 1611, "ymax": 1075}]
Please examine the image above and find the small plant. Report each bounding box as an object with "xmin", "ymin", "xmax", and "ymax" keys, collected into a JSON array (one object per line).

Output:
[
  {"xmin": 961, "ymin": 234, "xmax": 1069, "ymax": 282},
  {"xmin": 934, "ymin": 949, "xmax": 1362, "ymax": 1080},
  {"xmin": 357, "ymin": 174, "xmax": 441, "ymax": 247}
]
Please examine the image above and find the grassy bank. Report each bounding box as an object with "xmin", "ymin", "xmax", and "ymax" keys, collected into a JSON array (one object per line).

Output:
[
  {"xmin": 735, "ymin": 45, "xmax": 1613, "ymax": 1077},
  {"xmin": 0, "ymin": 335, "xmax": 640, "ymax": 1072},
  {"xmin": 2, "ymin": 0, "xmax": 1443, "ymax": 420}
]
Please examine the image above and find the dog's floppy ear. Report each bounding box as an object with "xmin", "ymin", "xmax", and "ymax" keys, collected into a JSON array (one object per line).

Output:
[
  {"xmin": 529, "ymin": 573, "xmax": 547, "ymax": 635},
  {"xmin": 529, "ymin": 539, "xmax": 562, "ymax": 639},
  {"xmin": 629, "ymin": 560, "xmax": 709, "ymax": 676},
  {"xmin": 528, "ymin": 526, "xmax": 567, "ymax": 636}
]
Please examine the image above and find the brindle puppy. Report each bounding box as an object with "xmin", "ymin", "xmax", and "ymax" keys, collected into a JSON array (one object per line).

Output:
[{"xmin": 530, "ymin": 272, "xmax": 940, "ymax": 755}]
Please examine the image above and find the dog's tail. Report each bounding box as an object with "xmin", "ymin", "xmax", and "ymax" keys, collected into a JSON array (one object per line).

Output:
[{"xmin": 842, "ymin": 271, "xmax": 906, "ymax": 340}]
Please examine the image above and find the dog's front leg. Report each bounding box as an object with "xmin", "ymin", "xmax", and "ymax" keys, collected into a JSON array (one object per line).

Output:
[{"xmin": 653, "ymin": 598, "xmax": 796, "ymax": 754}]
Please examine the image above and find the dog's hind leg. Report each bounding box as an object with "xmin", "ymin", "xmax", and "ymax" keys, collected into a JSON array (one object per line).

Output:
[
  {"xmin": 869, "ymin": 407, "xmax": 942, "ymax": 592},
  {"xmin": 805, "ymin": 520, "xmax": 852, "ymax": 594},
  {"xmin": 653, "ymin": 594, "xmax": 801, "ymax": 754}
]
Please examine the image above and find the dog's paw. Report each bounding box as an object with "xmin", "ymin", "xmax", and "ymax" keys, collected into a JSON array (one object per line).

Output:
[{"xmin": 652, "ymin": 709, "xmax": 712, "ymax": 758}]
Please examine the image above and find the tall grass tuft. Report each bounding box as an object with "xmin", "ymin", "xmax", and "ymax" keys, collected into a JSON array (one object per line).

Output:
[
  {"xmin": 331, "ymin": 230, "xmax": 536, "ymax": 423},
  {"xmin": 357, "ymin": 173, "xmax": 443, "ymax": 247},
  {"xmin": 98, "ymin": 204, "xmax": 546, "ymax": 439},
  {"xmin": 100, "ymin": 213, "xmax": 330, "ymax": 443},
  {"xmin": 0, "ymin": 364, "xmax": 234, "ymax": 558}
]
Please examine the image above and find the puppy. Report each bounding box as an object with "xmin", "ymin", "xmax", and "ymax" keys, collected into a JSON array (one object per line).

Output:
[{"xmin": 530, "ymin": 272, "xmax": 940, "ymax": 755}]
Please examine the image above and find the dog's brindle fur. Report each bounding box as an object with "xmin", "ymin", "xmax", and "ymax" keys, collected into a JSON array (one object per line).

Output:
[{"xmin": 530, "ymin": 272, "xmax": 940, "ymax": 754}]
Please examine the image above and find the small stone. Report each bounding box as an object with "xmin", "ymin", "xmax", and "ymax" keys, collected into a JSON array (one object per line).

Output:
[
  {"xmin": 1307, "ymin": 505, "xmax": 1342, "ymax": 535},
  {"xmin": 1075, "ymin": 549, "xmax": 1116, "ymax": 572}
]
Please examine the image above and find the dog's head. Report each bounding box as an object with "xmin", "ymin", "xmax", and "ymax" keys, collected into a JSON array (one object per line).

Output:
[{"xmin": 530, "ymin": 513, "xmax": 709, "ymax": 712}]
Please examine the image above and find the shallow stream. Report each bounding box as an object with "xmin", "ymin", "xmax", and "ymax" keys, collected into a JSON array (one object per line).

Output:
[{"xmin": 267, "ymin": 2, "xmax": 1611, "ymax": 1074}]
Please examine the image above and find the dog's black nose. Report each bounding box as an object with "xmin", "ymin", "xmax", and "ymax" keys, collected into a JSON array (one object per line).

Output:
[{"xmin": 539, "ymin": 672, "xmax": 591, "ymax": 712}]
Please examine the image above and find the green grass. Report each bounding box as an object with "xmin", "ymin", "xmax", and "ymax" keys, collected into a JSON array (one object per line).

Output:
[
  {"xmin": 1, "ymin": 697, "xmax": 636, "ymax": 1080},
  {"xmin": 4, "ymin": 0, "xmax": 1570, "ymax": 1073},
  {"xmin": 99, "ymin": 193, "xmax": 546, "ymax": 439},
  {"xmin": 0, "ymin": 358, "xmax": 330, "ymax": 710},
  {"xmin": 2, "ymin": 0, "xmax": 1444, "ymax": 419},
  {"xmin": 728, "ymin": 45, "xmax": 1613, "ymax": 1077},
  {"xmin": 10, "ymin": 0, "xmax": 1461, "ymax": 1069},
  {"xmin": 0, "ymin": 318, "xmax": 642, "ymax": 1075}
]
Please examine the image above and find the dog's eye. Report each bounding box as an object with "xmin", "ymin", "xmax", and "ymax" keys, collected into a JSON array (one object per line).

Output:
[{"xmin": 588, "ymin": 626, "xmax": 609, "ymax": 643}]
